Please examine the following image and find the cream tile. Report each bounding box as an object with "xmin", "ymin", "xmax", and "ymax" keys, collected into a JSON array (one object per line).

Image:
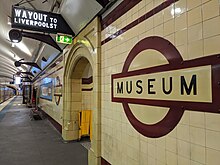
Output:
[
  {"xmin": 154, "ymin": 11, "xmax": 163, "ymax": 27},
  {"xmin": 164, "ymin": 5, "xmax": 174, "ymax": 22},
  {"xmin": 156, "ymin": 137, "xmax": 165, "ymax": 148},
  {"xmin": 164, "ymin": 19, "xmax": 174, "ymax": 36},
  {"xmin": 175, "ymin": 13, "xmax": 187, "ymax": 32},
  {"xmin": 202, "ymin": 0, "xmax": 219, "ymax": 21},
  {"xmin": 191, "ymin": 144, "xmax": 205, "ymax": 164},
  {"xmin": 187, "ymin": 0, "xmax": 202, "ymax": 11},
  {"xmin": 191, "ymin": 160, "xmax": 204, "ymax": 165},
  {"xmin": 148, "ymin": 143, "xmax": 156, "ymax": 158},
  {"xmin": 206, "ymin": 130, "xmax": 220, "ymax": 151},
  {"xmin": 206, "ymin": 112, "xmax": 220, "ymax": 132},
  {"xmin": 164, "ymin": 33, "xmax": 175, "ymax": 45},
  {"xmin": 190, "ymin": 111, "xmax": 205, "ymax": 128},
  {"xmin": 168, "ymin": 127, "xmax": 177, "ymax": 138},
  {"xmin": 154, "ymin": 24, "xmax": 163, "ymax": 36},
  {"xmin": 140, "ymin": 152, "xmax": 148, "ymax": 165},
  {"xmin": 204, "ymin": 35, "xmax": 220, "ymax": 56},
  {"xmin": 178, "ymin": 156, "xmax": 190, "ymax": 165},
  {"xmin": 148, "ymin": 156, "xmax": 156, "ymax": 165},
  {"xmin": 176, "ymin": 44, "xmax": 188, "ymax": 60},
  {"xmin": 154, "ymin": 0, "xmax": 163, "ymax": 7},
  {"xmin": 188, "ymin": 39, "xmax": 203, "ymax": 60},
  {"xmin": 202, "ymin": 0, "xmax": 211, "ymax": 3},
  {"xmin": 140, "ymin": 140, "xmax": 148, "ymax": 154},
  {"xmin": 177, "ymin": 139, "xmax": 190, "ymax": 158},
  {"xmin": 188, "ymin": 6, "xmax": 202, "ymax": 27},
  {"xmin": 175, "ymin": 29, "xmax": 187, "ymax": 46},
  {"xmin": 190, "ymin": 126, "xmax": 205, "ymax": 146},
  {"xmin": 177, "ymin": 124, "xmax": 190, "ymax": 141},
  {"xmin": 166, "ymin": 137, "xmax": 177, "ymax": 153},
  {"xmin": 166, "ymin": 151, "xmax": 177, "ymax": 165},
  {"xmin": 188, "ymin": 23, "xmax": 203, "ymax": 43},
  {"xmin": 206, "ymin": 148, "xmax": 220, "ymax": 165},
  {"xmin": 203, "ymin": 16, "xmax": 220, "ymax": 38},
  {"xmin": 156, "ymin": 160, "xmax": 164, "ymax": 165},
  {"xmin": 156, "ymin": 146, "xmax": 166, "ymax": 163},
  {"xmin": 179, "ymin": 111, "xmax": 190, "ymax": 125}
]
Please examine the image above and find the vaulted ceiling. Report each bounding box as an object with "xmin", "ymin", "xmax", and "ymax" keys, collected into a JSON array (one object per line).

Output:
[{"xmin": 0, "ymin": 0, "xmax": 113, "ymax": 83}]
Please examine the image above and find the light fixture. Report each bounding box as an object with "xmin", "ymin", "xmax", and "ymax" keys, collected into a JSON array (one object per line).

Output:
[{"xmin": 9, "ymin": 29, "xmax": 22, "ymax": 43}]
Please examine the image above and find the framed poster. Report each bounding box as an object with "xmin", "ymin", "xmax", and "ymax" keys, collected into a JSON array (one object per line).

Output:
[{"xmin": 40, "ymin": 81, "xmax": 53, "ymax": 101}]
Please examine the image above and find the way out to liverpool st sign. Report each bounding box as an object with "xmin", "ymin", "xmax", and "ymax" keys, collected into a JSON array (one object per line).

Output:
[
  {"xmin": 11, "ymin": 6, "xmax": 74, "ymax": 35},
  {"xmin": 111, "ymin": 36, "xmax": 220, "ymax": 138}
]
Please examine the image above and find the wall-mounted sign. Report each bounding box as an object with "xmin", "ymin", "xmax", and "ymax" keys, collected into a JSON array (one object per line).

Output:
[
  {"xmin": 54, "ymin": 76, "xmax": 62, "ymax": 105},
  {"xmin": 111, "ymin": 36, "xmax": 220, "ymax": 138},
  {"xmin": 11, "ymin": 6, "xmax": 74, "ymax": 35},
  {"xmin": 56, "ymin": 34, "xmax": 72, "ymax": 44},
  {"xmin": 40, "ymin": 81, "xmax": 53, "ymax": 101}
]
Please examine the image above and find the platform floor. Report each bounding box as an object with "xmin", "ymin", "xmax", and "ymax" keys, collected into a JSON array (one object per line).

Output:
[{"xmin": 0, "ymin": 96, "xmax": 88, "ymax": 165}]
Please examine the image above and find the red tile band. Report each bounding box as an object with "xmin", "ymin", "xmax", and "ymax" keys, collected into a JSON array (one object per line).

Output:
[{"xmin": 101, "ymin": 0, "xmax": 179, "ymax": 45}]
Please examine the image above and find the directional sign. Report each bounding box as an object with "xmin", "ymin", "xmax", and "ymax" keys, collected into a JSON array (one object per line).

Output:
[
  {"xmin": 11, "ymin": 6, "xmax": 75, "ymax": 35},
  {"xmin": 56, "ymin": 34, "xmax": 72, "ymax": 44},
  {"xmin": 112, "ymin": 36, "xmax": 220, "ymax": 138}
]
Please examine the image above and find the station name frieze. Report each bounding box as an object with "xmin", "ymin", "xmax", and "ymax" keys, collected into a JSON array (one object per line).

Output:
[
  {"xmin": 111, "ymin": 36, "xmax": 220, "ymax": 138},
  {"xmin": 113, "ymin": 66, "xmax": 211, "ymax": 103}
]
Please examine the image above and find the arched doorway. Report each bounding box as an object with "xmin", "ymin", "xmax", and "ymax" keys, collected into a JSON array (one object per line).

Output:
[{"xmin": 63, "ymin": 43, "xmax": 101, "ymax": 164}]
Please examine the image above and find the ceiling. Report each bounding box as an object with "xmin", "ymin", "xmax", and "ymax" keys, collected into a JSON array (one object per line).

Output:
[{"xmin": 0, "ymin": 0, "xmax": 113, "ymax": 83}]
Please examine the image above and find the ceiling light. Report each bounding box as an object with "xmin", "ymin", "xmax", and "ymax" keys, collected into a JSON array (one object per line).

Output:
[{"xmin": 15, "ymin": 42, "xmax": 32, "ymax": 56}]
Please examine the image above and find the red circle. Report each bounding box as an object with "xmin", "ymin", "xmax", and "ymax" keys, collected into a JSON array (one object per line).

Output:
[{"xmin": 122, "ymin": 36, "xmax": 184, "ymax": 138}]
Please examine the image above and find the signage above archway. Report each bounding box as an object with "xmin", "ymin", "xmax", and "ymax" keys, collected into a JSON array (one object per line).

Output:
[
  {"xmin": 11, "ymin": 6, "xmax": 75, "ymax": 35},
  {"xmin": 111, "ymin": 36, "xmax": 220, "ymax": 138}
]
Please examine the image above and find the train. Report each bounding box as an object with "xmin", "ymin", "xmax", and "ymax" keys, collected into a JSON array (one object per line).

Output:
[{"xmin": 0, "ymin": 85, "xmax": 16, "ymax": 103}]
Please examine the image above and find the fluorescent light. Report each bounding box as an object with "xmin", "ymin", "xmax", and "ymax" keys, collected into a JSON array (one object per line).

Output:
[
  {"xmin": 15, "ymin": 76, "xmax": 21, "ymax": 84},
  {"xmin": 15, "ymin": 42, "xmax": 32, "ymax": 56}
]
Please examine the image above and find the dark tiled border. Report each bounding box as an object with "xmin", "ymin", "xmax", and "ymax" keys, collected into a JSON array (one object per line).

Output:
[
  {"xmin": 82, "ymin": 88, "xmax": 93, "ymax": 91},
  {"xmin": 39, "ymin": 107, "xmax": 62, "ymax": 134},
  {"xmin": 101, "ymin": 157, "xmax": 111, "ymax": 165},
  {"xmin": 34, "ymin": 66, "xmax": 63, "ymax": 84},
  {"xmin": 101, "ymin": 0, "xmax": 179, "ymax": 45},
  {"xmin": 101, "ymin": 0, "xmax": 141, "ymax": 30},
  {"xmin": 82, "ymin": 76, "xmax": 93, "ymax": 84}
]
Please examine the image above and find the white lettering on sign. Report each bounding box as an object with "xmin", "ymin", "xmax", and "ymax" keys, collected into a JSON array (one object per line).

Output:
[{"xmin": 13, "ymin": 9, "xmax": 57, "ymax": 29}]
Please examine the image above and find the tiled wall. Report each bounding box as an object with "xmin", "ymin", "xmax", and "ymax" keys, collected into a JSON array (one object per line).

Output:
[
  {"xmin": 62, "ymin": 17, "xmax": 102, "ymax": 164},
  {"xmin": 34, "ymin": 61, "xmax": 63, "ymax": 126},
  {"xmin": 101, "ymin": 0, "xmax": 220, "ymax": 165}
]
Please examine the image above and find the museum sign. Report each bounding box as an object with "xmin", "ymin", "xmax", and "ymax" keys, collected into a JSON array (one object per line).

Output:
[{"xmin": 112, "ymin": 36, "xmax": 220, "ymax": 138}]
